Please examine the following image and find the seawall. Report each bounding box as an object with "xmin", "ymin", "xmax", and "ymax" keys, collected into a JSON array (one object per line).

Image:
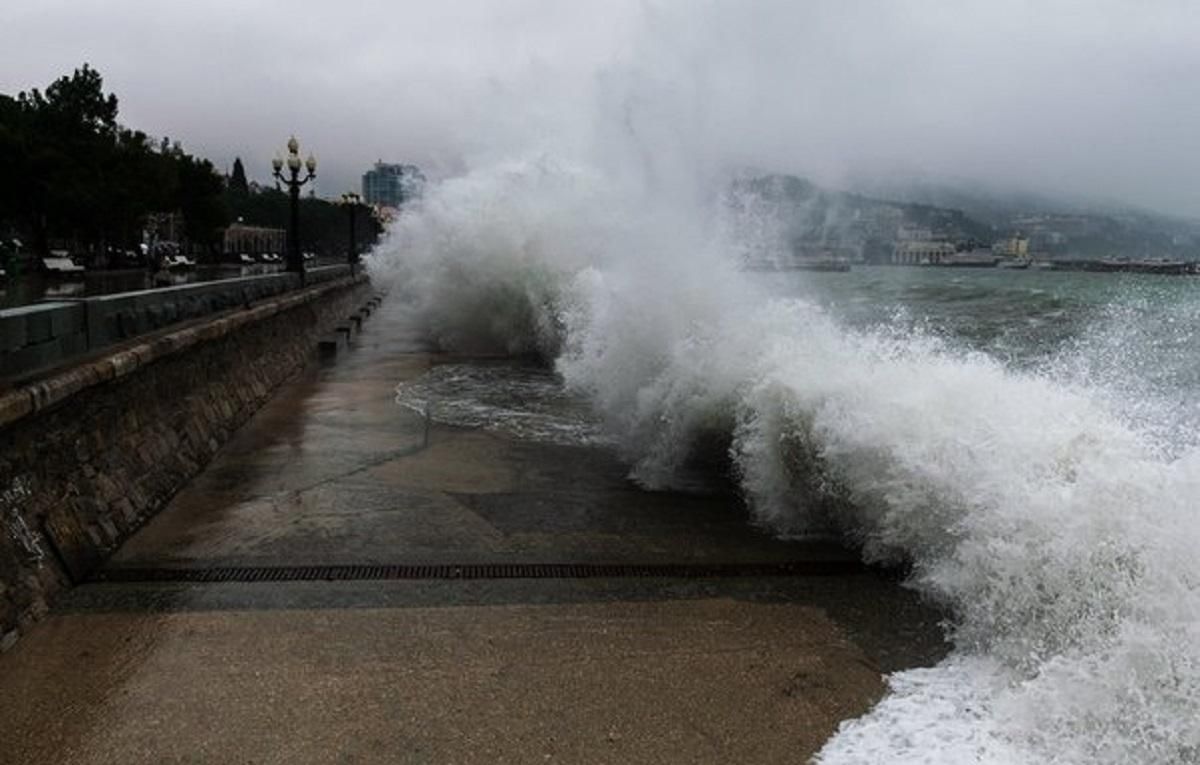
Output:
[{"xmin": 0, "ymin": 271, "xmax": 375, "ymax": 650}]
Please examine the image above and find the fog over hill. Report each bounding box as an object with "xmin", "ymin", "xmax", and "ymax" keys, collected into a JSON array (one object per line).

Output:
[
  {"xmin": 741, "ymin": 174, "xmax": 1200, "ymax": 262},
  {"xmin": 6, "ymin": 2, "xmax": 1200, "ymax": 219},
  {"xmin": 850, "ymin": 175, "xmax": 1200, "ymax": 226}
]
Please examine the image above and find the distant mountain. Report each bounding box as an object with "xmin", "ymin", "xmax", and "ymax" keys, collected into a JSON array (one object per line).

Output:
[
  {"xmin": 851, "ymin": 177, "xmax": 1200, "ymax": 258},
  {"xmin": 739, "ymin": 174, "xmax": 1200, "ymax": 261},
  {"xmin": 846, "ymin": 177, "xmax": 1092, "ymax": 225},
  {"xmin": 728, "ymin": 174, "xmax": 994, "ymax": 264},
  {"xmin": 742, "ymin": 174, "xmax": 993, "ymax": 235}
]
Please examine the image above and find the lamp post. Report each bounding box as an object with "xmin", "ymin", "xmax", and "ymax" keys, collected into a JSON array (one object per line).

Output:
[
  {"xmin": 339, "ymin": 192, "xmax": 368, "ymax": 275},
  {"xmin": 272, "ymin": 136, "xmax": 317, "ymax": 283}
]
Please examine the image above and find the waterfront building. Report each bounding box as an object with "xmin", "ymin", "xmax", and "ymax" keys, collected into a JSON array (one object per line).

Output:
[
  {"xmin": 223, "ymin": 223, "xmax": 285, "ymax": 257},
  {"xmin": 897, "ymin": 225, "xmax": 935, "ymax": 242},
  {"xmin": 995, "ymin": 235, "xmax": 1030, "ymax": 259},
  {"xmin": 361, "ymin": 162, "xmax": 424, "ymax": 208},
  {"xmin": 892, "ymin": 240, "xmax": 957, "ymax": 265}
]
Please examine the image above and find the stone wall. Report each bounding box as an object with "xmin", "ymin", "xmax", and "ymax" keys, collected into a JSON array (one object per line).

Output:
[{"xmin": 0, "ymin": 274, "xmax": 373, "ymax": 651}]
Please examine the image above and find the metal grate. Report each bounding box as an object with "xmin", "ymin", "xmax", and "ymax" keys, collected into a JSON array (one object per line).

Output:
[{"xmin": 93, "ymin": 560, "xmax": 865, "ymax": 584}]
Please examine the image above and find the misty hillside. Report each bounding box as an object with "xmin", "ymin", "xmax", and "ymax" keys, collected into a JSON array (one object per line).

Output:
[
  {"xmin": 851, "ymin": 177, "xmax": 1200, "ymax": 259},
  {"xmin": 729, "ymin": 174, "xmax": 993, "ymax": 264},
  {"xmin": 737, "ymin": 174, "xmax": 1200, "ymax": 261}
]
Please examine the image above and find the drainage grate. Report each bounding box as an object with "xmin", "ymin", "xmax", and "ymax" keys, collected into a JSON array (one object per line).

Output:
[{"xmin": 93, "ymin": 560, "xmax": 865, "ymax": 584}]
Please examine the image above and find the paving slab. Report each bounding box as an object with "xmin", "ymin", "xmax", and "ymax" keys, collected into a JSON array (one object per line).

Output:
[{"xmin": 0, "ymin": 295, "xmax": 948, "ymax": 764}]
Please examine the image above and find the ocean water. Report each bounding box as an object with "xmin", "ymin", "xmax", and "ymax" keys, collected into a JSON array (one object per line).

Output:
[
  {"xmin": 370, "ymin": 161, "xmax": 1200, "ymax": 764},
  {"xmin": 394, "ymin": 361, "xmax": 609, "ymax": 447}
]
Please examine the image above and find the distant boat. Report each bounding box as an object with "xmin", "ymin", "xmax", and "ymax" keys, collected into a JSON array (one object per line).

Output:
[
  {"xmin": 934, "ymin": 254, "xmax": 997, "ymax": 268},
  {"xmin": 916, "ymin": 248, "xmax": 997, "ymax": 268},
  {"xmin": 996, "ymin": 259, "xmax": 1030, "ymax": 270}
]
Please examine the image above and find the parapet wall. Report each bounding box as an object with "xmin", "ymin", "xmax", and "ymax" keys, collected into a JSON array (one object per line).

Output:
[
  {"xmin": 0, "ymin": 272, "xmax": 373, "ymax": 651},
  {"xmin": 0, "ymin": 265, "xmax": 351, "ymax": 381}
]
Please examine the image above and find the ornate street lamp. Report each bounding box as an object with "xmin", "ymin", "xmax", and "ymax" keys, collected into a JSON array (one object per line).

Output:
[
  {"xmin": 272, "ymin": 136, "xmax": 317, "ymax": 282},
  {"xmin": 339, "ymin": 192, "xmax": 369, "ymax": 275}
]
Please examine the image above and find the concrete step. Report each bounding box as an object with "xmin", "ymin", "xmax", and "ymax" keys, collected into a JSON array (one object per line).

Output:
[{"xmin": 317, "ymin": 334, "xmax": 343, "ymax": 359}]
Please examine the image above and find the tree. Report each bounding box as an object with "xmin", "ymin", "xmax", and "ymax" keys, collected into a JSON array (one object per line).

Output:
[
  {"xmin": 0, "ymin": 64, "xmax": 230, "ymax": 261},
  {"xmin": 19, "ymin": 64, "xmax": 118, "ymax": 133},
  {"xmin": 229, "ymin": 157, "xmax": 249, "ymax": 195},
  {"xmin": 0, "ymin": 95, "xmax": 25, "ymax": 236},
  {"xmin": 1, "ymin": 65, "xmax": 124, "ymax": 257},
  {"xmin": 176, "ymin": 155, "xmax": 229, "ymax": 252}
]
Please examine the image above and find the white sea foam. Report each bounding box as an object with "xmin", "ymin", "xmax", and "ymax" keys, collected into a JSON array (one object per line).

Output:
[{"xmin": 368, "ymin": 158, "xmax": 1200, "ymax": 763}]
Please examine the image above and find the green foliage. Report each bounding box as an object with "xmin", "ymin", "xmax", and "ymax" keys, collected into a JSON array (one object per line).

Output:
[
  {"xmin": 177, "ymin": 155, "xmax": 229, "ymax": 248},
  {"xmin": 0, "ymin": 64, "xmax": 385, "ymax": 263},
  {"xmin": 0, "ymin": 95, "xmax": 24, "ymax": 230},
  {"xmin": 229, "ymin": 157, "xmax": 249, "ymax": 195},
  {"xmin": 0, "ymin": 64, "xmax": 229, "ymax": 259}
]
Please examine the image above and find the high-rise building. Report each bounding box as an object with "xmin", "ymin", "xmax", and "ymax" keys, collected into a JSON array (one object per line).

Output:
[{"xmin": 361, "ymin": 162, "xmax": 425, "ymax": 208}]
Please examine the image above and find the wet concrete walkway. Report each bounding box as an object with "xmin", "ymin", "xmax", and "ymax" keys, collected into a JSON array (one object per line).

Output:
[{"xmin": 0, "ymin": 297, "xmax": 945, "ymax": 764}]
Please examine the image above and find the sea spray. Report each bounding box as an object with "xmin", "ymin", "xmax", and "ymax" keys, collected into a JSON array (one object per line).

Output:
[{"xmin": 369, "ymin": 159, "xmax": 1200, "ymax": 763}]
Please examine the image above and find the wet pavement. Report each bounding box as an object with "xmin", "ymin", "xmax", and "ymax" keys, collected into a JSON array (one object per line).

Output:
[{"xmin": 0, "ymin": 296, "xmax": 947, "ymax": 764}]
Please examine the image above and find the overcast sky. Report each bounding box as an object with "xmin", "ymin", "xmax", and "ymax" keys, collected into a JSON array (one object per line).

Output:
[{"xmin": 4, "ymin": 1, "xmax": 1200, "ymax": 217}]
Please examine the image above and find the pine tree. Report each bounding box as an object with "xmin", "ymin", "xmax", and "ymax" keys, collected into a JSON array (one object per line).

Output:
[{"xmin": 229, "ymin": 157, "xmax": 249, "ymax": 194}]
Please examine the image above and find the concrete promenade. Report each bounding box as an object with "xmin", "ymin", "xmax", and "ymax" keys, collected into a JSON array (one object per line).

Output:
[{"xmin": 0, "ymin": 297, "xmax": 945, "ymax": 764}]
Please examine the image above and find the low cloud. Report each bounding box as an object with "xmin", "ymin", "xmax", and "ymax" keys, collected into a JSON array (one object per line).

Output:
[{"xmin": 3, "ymin": 0, "xmax": 1198, "ymax": 216}]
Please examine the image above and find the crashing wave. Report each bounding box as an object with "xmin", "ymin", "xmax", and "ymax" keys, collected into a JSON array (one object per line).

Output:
[{"xmin": 368, "ymin": 159, "xmax": 1200, "ymax": 764}]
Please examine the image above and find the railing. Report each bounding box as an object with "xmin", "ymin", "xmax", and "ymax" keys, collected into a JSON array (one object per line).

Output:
[{"xmin": 0, "ymin": 265, "xmax": 353, "ymax": 381}]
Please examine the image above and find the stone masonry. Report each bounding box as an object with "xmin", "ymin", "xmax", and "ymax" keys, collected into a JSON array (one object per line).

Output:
[{"xmin": 0, "ymin": 275, "xmax": 374, "ymax": 651}]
